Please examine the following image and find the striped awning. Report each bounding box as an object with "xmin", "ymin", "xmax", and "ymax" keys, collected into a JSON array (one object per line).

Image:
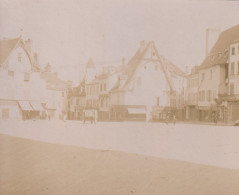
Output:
[
  {"xmin": 30, "ymin": 101, "xmax": 44, "ymax": 111},
  {"xmin": 18, "ymin": 101, "xmax": 33, "ymax": 111}
]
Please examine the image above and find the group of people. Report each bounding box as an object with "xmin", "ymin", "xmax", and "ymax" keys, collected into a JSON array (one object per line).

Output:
[
  {"xmin": 83, "ymin": 110, "xmax": 96, "ymax": 124},
  {"xmin": 164, "ymin": 113, "xmax": 177, "ymax": 125}
]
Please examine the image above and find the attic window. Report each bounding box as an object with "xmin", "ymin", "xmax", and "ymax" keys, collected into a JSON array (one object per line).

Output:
[
  {"xmin": 18, "ymin": 52, "xmax": 22, "ymax": 62},
  {"xmin": 218, "ymin": 53, "xmax": 222, "ymax": 58},
  {"xmin": 210, "ymin": 55, "xmax": 215, "ymax": 61}
]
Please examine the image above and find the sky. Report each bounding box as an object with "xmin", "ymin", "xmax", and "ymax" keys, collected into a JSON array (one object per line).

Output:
[{"xmin": 1, "ymin": 0, "xmax": 239, "ymax": 84}]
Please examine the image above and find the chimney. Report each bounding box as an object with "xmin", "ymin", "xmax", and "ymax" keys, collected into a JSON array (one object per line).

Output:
[
  {"xmin": 205, "ymin": 28, "xmax": 220, "ymax": 56},
  {"xmin": 25, "ymin": 38, "xmax": 32, "ymax": 54}
]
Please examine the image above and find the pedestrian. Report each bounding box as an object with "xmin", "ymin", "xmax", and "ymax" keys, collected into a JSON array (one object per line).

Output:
[
  {"xmin": 165, "ymin": 113, "xmax": 169, "ymax": 125},
  {"xmin": 173, "ymin": 115, "xmax": 176, "ymax": 125}
]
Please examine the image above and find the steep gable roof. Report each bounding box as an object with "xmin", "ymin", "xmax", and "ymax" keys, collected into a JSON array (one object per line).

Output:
[
  {"xmin": 0, "ymin": 37, "xmax": 21, "ymax": 66},
  {"xmin": 0, "ymin": 37, "xmax": 41, "ymax": 71},
  {"xmin": 200, "ymin": 24, "xmax": 239, "ymax": 69},
  {"xmin": 111, "ymin": 41, "xmax": 186, "ymax": 92}
]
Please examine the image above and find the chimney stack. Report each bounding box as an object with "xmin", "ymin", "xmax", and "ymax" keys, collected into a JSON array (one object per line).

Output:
[{"xmin": 205, "ymin": 28, "xmax": 220, "ymax": 56}]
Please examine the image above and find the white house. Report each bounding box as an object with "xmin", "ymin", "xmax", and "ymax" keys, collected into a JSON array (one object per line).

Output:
[
  {"xmin": 110, "ymin": 41, "xmax": 186, "ymax": 121},
  {"xmin": 0, "ymin": 37, "xmax": 46, "ymax": 120}
]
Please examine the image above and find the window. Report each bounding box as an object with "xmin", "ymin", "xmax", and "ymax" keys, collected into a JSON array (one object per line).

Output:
[
  {"xmin": 2, "ymin": 108, "xmax": 9, "ymax": 119},
  {"xmin": 231, "ymin": 47, "xmax": 235, "ymax": 55},
  {"xmin": 202, "ymin": 91, "xmax": 205, "ymax": 101},
  {"xmin": 210, "ymin": 70, "xmax": 212, "ymax": 80},
  {"xmin": 213, "ymin": 91, "xmax": 216, "ymax": 101},
  {"xmin": 231, "ymin": 62, "xmax": 235, "ymax": 75},
  {"xmin": 8, "ymin": 70, "xmax": 14, "ymax": 78},
  {"xmin": 18, "ymin": 52, "xmax": 22, "ymax": 62},
  {"xmin": 201, "ymin": 73, "xmax": 205, "ymax": 81},
  {"xmin": 207, "ymin": 90, "xmax": 211, "ymax": 101},
  {"xmin": 155, "ymin": 65, "xmax": 158, "ymax": 71},
  {"xmin": 24, "ymin": 72, "xmax": 30, "ymax": 82},
  {"xmin": 230, "ymin": 83, "xmax": 234, "ymax": 95}
]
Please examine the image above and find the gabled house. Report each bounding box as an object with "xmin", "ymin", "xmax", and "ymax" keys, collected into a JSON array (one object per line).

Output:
[
  {"xmin": 0, "ymin": 37, "xmax": 46, "ymax": 120},
  {"xmin": 67, "ymin": 80, "xmax": 86, "ymax": 120},
  {"xmin": 197, "ymin": 24, "xmax": 239, "ymax": 122},
  {"xmin": 97, "ymin": 65, "xmax": 124, "ymax": 121},
  {"xmin": 41, "ymin": 66, "xmax": 72, "ymax": 120},
  {"xmin": 110, "ymin": 41, "xmax": 186, "ymax": 121}
]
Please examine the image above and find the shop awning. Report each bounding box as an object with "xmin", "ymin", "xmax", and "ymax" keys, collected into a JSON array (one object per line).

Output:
[
  {"xmin": 18, "ymin": 101, "xmax": 33, "ymax": 111},
  {"xmin": 30, "ymin": 101, "xmax": 44, "ymax": 111},
  {"xmin": 128, "ymin": 108, "xmax": 146, "ymax": 114}
]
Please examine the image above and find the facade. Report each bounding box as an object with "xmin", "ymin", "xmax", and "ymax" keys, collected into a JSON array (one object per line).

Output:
[
  {"xmin": 0, "ymin": 37, "xmax": 46, "ymax": 120},
  {"xmin": 41, "ymin": 70, "xmax": 72, "ymax": 120},
  {"xmin": 110, "ymin": 41, "xmax": 186, "ymax": 121},
  {"xmin": 226, "ymin": 39, "xmax": 239, "ymax": 122},
  {"xmin": 186, "ymin": 24, "xmax": 239, "ymax": 123},
  {"xmin": 67, "ymin": 81, "xmax": 86, "ymax": 120},
  {"xmin": 185, "ymin": 66, "xmax": 199, "ymax": 121},
  {"xmin": 98, "ymin": 66, "xmax": 123, "ymax": 121},
  {"xmin": 85, "ymin": 78, "xmax": 99, "ymax": 121}
]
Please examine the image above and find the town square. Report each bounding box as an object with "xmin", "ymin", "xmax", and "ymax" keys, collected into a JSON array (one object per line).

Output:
[{"xmin": 1, "ymin": 0, "xmax": 239, "ymax": 194}]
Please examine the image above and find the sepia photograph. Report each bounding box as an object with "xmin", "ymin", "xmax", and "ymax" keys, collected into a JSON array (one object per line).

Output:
[{"xmin": 1, "ymin": 0, "xmax": 239, "ymax": 194}]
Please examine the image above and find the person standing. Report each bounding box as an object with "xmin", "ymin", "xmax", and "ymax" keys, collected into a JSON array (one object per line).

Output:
[{"xmin": 173, "ymin": 114, "xmax": 176, "ymax": 125}]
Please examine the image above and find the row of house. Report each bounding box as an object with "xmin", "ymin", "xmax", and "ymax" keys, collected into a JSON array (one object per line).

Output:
[
  {"xmin": 185, "ymin": 24, "xmax": 239, "ymax": 123},
  {"xmin": 2, "ymin": 24, "xmax": 239, "ymax": 123},
  {"xmin": 67, "ymin": 40, "xmax": 187, "ymax": 122},
  {"xmin": 0, "ymin": 37, "xmax": 71, "ymax": 120}
]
